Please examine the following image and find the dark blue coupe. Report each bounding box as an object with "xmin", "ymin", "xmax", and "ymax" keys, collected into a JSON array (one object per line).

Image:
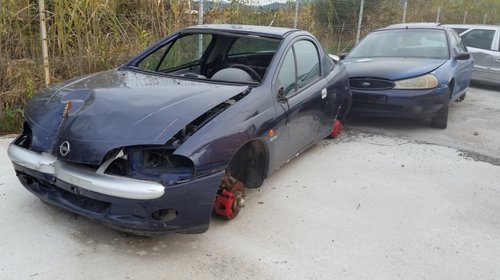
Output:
[
  {"xmin": 7, "ymin": 25, "xmax": 351, "ymax": 234},
  {"xmin": 342, "ymin": 23, "xmax": 474, "ymax": 128}
]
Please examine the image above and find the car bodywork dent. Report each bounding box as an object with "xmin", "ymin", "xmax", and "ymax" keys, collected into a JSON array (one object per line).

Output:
[
  {"xmin": 8, "ymin": 144, "xmax": 164, "ymax": 199},
  {"xmin": 24, "ymin": 70, "xmax": 249, "ymax": 165},
  {"xmin": 8, "ymin": 24, "xmax": 352, "ymax": 234}
]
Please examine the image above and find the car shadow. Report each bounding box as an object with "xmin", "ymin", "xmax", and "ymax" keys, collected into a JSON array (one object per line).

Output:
[
  {"xmin": 470, "ymin": 81, "xmax": 500, "ymax": 92},
  {"xmin": 345, "ymin": 116, "xmax": 431, "ymax": 132}
]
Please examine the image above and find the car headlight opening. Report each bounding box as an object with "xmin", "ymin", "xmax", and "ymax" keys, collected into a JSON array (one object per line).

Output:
[
  {"xmin": 103, "ymin": 146, "xmax": 195, "ymax": 186},
  {"xmin": 394, "ymin": 74, "xmax": 439, "ymax": 89}
]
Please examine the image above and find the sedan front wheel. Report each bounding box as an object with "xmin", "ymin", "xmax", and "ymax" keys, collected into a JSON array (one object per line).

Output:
[{"xmin": 430, "ymin": 90, "xmax": 450, "ymax": 129}]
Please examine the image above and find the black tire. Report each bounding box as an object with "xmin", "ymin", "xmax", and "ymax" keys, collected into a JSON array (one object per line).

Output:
[
  {"xmin": 338, "ymin": 94, "xmax": 353, "ymax": 123},
  {"xmin": 431, "ymin": 91, "xmax": 450, "ymax": 129},
  {"xmin": 457, "ymin": 92, "xmax": 466, "ymax": 102}
]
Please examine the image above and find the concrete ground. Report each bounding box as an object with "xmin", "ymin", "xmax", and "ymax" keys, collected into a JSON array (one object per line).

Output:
[
  {"xmin": 347, "ymin": 84, "xmax": 500, "ymax": 164},
  {"xmin": 1, "ymin": 85, "xmax": 499, "ymax": 280}
]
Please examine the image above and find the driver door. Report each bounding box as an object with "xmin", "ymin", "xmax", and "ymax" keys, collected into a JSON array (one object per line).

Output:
[{"xmin": 272, "ymin": 39, "xmax": 327, "ymax": 165}]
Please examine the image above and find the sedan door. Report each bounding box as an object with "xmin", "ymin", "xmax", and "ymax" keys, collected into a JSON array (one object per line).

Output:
[
  {"xmin": 449, "ymin": 31, "xmax": 474, "ymax": 94},
  {"xmin": 272, "ymin": 39, "xmax": 328, "ymax": 165},
  {"xmin": 460, "ymin": 28, "xmax": 497, "ymax": 83},
  {"xmin": 491, "ymin": 29, "xmax": 500, "ymax": 84}
]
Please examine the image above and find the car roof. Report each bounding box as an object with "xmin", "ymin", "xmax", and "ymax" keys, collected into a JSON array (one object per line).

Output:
[
  {"xmin": 443, "ymin": 24, "xmax": 499, "ymax": 29},
  {"xmin": 183, "ymin": 24, "xmax": 298, "ymax": 37},
  {"xmin": 379, "ymin": 22, "xmax": 446, "ymax": 31}
]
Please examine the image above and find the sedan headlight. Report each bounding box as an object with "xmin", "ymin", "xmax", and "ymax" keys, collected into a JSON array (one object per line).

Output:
[{"xmin": 394, "ymin": 74, "xmax": 439, "ymax": 89}]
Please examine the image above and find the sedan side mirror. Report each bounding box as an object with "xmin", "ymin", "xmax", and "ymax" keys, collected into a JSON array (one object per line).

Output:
[
  {"xmin": 328, "ymin": 54, "xmax": 340, "ymax": 63},
  {"xmin": 277, "ymin": 87, "xmax": 288, "ymax": 103},
  {"xmin": 455, "ymin": 52, "xmax": 470, "ymax": 60},
  {"xmin": 275, "ymin": 80, "xmax": 288, "ymax": 103}
]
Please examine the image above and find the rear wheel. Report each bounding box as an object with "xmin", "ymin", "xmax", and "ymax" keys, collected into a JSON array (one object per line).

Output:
[
  {"xmin": 457, "ymin": 92, "xmax": 466, "ymax": 102},
  {"xmin": 338, "ymin": 94, "xmax": 353, "ymax": 122}
]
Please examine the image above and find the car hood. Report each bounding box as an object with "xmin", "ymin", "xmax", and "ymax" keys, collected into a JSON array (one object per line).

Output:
[
  {"xmin": 342, "ymin": 57, "xmax": 447, "ymax": 80},
  {"xmin": 25, "ymin": 69, "xmax": 249, "ymax": 164}
]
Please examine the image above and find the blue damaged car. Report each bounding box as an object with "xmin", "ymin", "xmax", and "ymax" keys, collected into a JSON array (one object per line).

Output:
[
  {"xmin": 7, "ymin": 25, "xmax": 351, "ymax": 234},
  {"xmin": 342, "ymin": 23, "xmax": 474, "ymax": 128}
]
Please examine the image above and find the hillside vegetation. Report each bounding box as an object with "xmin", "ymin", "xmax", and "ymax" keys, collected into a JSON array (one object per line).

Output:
[{"xmin": 1, "ymin": 0, "xmax": 499, "ymax": 134}]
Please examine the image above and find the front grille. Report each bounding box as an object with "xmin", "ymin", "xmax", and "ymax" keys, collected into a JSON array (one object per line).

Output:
[
  {"xmin": 17, "ymin": 172, "xmax": 111, "ymax": 214},
  {"xmin": 352, "ymin": 102, "xmax": 402, "ymax": 112},
  {"xmin": 353, "ymin": 93, "xmax": 387, "ymax": 104},
  {"xmin": 350, "ymin": 78, "xmax": 395, "ymax": 90}
]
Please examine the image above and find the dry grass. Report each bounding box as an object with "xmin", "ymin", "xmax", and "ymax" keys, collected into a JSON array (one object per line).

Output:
[{"xmin": 1, "ymin": 0, "xmax": 499, "ymax": 134}]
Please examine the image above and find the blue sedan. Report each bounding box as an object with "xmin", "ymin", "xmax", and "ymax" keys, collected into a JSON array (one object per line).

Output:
[{"xmin": 342, "ymin": 23, "xmax": 474, "ymax": 128}]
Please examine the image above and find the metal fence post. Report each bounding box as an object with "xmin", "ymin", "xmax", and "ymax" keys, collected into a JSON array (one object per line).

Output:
[
  {"xmin": 436, "ymin": 6, "xmax": 441, "ymax": 23},
  {"xmin": 38, "ymin": 0, "xmax": 50, "ymax": 86},
  {"xmin": 294, "ymin": 0, "xmax": 299, "ymax": 28},
  {"xmin": 463, "ymin": 11, "xmax": 467, "ymax": 24},
  {"xmin": 198, "ymin": 0, "xmax": 204, "ymax": 57},
  {"xmin": 483, "ymin": 13, "xmax": 487, "ymax": 24},
  {"xmin": 402, "ymin": 0, "xmax": 407, "ymax": 23},
  {"xmin": 198, "ymin": 0, "xmax": 203, "ymax": 25},
  {"xmin": 356, "ymin": 0, "xmax": 364, "ymax": 44}
]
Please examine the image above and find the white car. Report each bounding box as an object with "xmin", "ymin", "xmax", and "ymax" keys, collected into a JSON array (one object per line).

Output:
[{"xmin": 445, "ymin": 24, "xmax": 500, "ymax": 86}]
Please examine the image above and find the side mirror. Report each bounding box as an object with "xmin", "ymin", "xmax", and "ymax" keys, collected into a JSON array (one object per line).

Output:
[
  {"xmin": 339, "ymin": 53, "xmax": 348, "ymax": 60},
  {"xmin": 328, "ymin": 54, "xmax": 340, "ymax": 63},
  {"xmin": 277, "ymin": 87, "xmax": 288, "ymax": 103},
  {"xmin": 455, "ymin": 52, "xmax": 470, "ymax": 60}
]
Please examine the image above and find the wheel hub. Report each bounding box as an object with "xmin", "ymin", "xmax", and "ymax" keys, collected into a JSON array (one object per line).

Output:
[{"xmin": 213, "ymin": 172, "xmax": 246, "ymax": 220}]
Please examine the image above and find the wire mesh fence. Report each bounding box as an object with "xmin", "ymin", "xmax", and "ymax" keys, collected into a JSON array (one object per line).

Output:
[{"xmin": 1, "ymin": 0, "xmax": 499, "ymax": 133}]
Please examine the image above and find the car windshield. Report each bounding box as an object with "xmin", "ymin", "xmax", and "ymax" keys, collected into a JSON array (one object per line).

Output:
[
  {"xmin": 134, "ymin": 32, "xmax": 281, "ymax": 84},
  {"xmin": 348, "ymin": 29, "xmax": 449, "ymax": 59}
]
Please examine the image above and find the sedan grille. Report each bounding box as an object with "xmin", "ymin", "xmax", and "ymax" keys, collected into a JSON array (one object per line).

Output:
[{"xmin": 350, "ymin": 78, "xmax": 395, "ymax": 90}]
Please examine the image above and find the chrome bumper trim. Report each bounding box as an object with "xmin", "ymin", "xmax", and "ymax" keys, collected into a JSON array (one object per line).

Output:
[{"xmin": 8, "ymin": 144, "xmax": 165, "ymax": 200}]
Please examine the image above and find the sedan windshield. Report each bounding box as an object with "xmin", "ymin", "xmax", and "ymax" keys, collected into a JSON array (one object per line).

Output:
[
  {"xmin": 349, "ymin": 29, "xmax": 449, "ymax": 59},
  {"xmin": 134, "ymin": 32, "xmax": 281, "ymax": 84}
]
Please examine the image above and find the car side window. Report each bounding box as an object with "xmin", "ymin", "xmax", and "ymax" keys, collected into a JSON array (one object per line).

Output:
[
  {"xmin": 228, "ymin": 37, "xmax": 280, "ymax": 56},
  {"xmin": 452, "ymin": 28, "xmax": 468, "ymax": 35},
  {"xmin": 449, "ymin": 31, "xmax": 459, "ymax": 55},
  {"xmin": 461, "ymin": 29, "xmax": 495, "ymax": 50},
  {"xmin": 294, "ymin": 40, "xmax": 320, "ymax": 89},
  {"xmin": 277, "ymin": 40, "xmax": 321, "ymax": 97},
  {"xmin": 277, "ymin": 49, "xmax": 296, "ymax": 96},
  {"xmin": 456, "ymin": 34, "xmax": 468, "ymax": 53},
  {"xmin": 449, "ymin": 32, "xmax": 467, "ymax": 54}
]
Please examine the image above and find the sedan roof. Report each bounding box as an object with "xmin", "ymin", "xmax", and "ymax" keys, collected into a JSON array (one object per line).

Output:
[
  {"xmin": 381, "ymin": 22, "xmax": 445, "ymax": 30},
  {"xmin": 184, "ymin": 24, "xmax": 298, "ymax": 37}
]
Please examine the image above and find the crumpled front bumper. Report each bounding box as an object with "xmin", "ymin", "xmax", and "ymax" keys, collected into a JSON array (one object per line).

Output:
[
  {"xmin": 8, "ymin": 144, "xmax": 224, "ymax": 234},
  {"xmin": 8, "ymin": 144, "xmax": 165, "ymax": 200}
]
